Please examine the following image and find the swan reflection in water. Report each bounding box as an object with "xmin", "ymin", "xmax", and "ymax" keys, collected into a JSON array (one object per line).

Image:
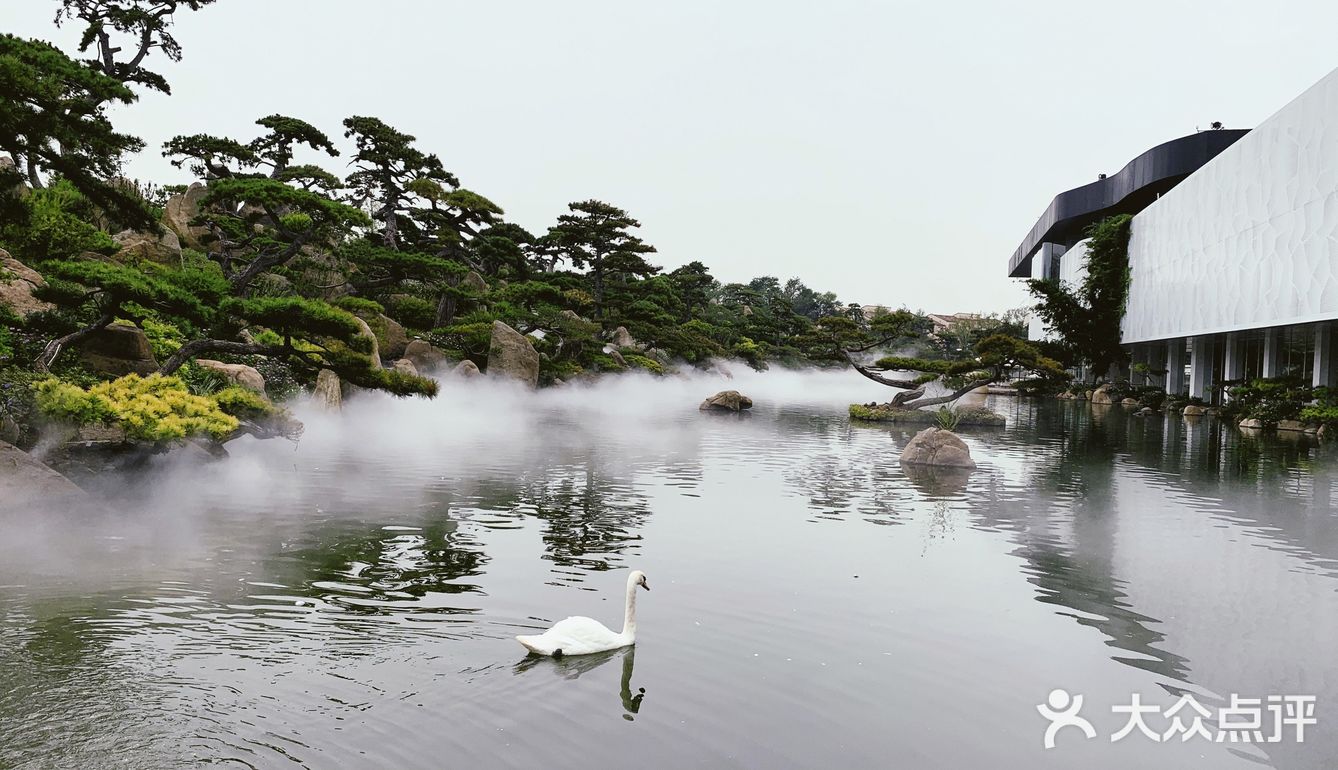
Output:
[{"xmin": 514, "ymin": 645, "xmax": 646, "ymax": 719}]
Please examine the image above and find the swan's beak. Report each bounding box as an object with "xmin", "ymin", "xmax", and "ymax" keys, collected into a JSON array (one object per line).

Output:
[{"xmin": 642, "ymin": 581, "xmax": 650, "ymax": 591}]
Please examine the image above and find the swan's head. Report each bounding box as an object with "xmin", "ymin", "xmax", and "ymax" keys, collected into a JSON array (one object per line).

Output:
[{"xmin": 629, "ymin": 570, "xmax": 650, "ymax": 592}]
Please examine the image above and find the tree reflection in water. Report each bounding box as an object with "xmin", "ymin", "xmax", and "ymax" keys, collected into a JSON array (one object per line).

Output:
[
  {"xmin": 508, "ymin": 457, "xmax": 654, "ymax": 581},
  {"xmin": 272, "ymin": 510, "xmax": 490, "ymax": 619}
]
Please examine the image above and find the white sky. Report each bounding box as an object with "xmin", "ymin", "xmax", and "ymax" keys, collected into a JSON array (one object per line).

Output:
[{"xmin": 6, "ymin": 0, "xmax": 1338, "ymax": 314}]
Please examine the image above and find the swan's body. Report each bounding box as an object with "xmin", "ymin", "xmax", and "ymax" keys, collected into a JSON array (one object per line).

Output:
[{"xmin": 517, "ymin": 570, "xmax": 649, "ymax": 657}]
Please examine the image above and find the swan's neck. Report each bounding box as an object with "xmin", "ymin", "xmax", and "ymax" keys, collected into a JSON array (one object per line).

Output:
[{"xmin": 620, "ymin": 577, "xmax": 638, "ymax": 639}]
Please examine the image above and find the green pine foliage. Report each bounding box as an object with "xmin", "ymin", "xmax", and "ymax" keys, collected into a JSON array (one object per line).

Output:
[
  {"xmin": 1026, "ymin": 214, "xmax": 1133, "ymax": 380},
  {"xmin": 0, "ymin": 4, "xmax": 1039, "ymax": 447}
]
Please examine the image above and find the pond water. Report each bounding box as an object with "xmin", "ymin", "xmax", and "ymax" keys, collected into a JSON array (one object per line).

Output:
[{"xmin": 2, "ymin": 370, "xmax": 1336, "ymax": 769}]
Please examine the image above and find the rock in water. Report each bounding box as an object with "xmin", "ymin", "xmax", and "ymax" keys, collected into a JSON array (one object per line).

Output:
[
  {"xmin": 1089, "ymin": 383, "xmax": 1116, "ymax": 404},
  {"xmin": 78, "ymin": 322, "xmax": 158, "ymax": 376},
  {"xmin": 195, "ymin": 359, "xmax": 266, "ymax": 394},
  {"xmin": 0, "ymin": 440, "xmax": 89, "ymax": 512},
  {"xmin": 452, "ymin": 359, "xmax": 482, "ymax": 378},
  {"xmin": 404, "ymin": 339, "xmax": 447, "ymax": 372},
  {"xmin": 899, "ymin": 427, "xmax": 976, "ymax": 469},
  {"xmin": 699, "ymin": 390, "xmax": 753, "ymax": 412},
  {"xmin": 392, "ymin": 358, "xmax": 419, "ymax": 377},
  {"xmin": 486, "ymin": 320, "xmax": 539, "ymax": 388},
  {"xmin": 1182, "ymin": 404, "xmax": 1208, "ymax": 417},
  {"xmin": 313, "ymin": 369, "xmax": 341, "ymax": 411}
]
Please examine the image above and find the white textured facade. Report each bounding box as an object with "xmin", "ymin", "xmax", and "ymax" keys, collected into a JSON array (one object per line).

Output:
[{"xmin": 1122, "ymin": 67, "xmax": 1338, "ymax": 344}]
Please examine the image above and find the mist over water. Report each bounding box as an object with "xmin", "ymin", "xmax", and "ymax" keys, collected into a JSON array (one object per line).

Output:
[{"xmin": 3, "ymin": 369, "xmax": 1337, "ymax": 769}]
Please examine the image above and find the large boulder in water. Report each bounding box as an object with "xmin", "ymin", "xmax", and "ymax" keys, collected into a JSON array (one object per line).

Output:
[
  {"xmin": 452, "ymin": 359, "xmax": 481, "ymax": 378},
  {"xmin": 194, "ymin": 359, "xmax": 266, "ymax": 394},
  {"xmin": 899, "ymin": 427, "xmax": 976, "ymax": 469},
  {"xmin": 1090, "ymin": 383, "xmax": 1116, "ymax": 405},
  {"xmin": 0, "ymin": 248, "xmax": 54, "ymax": 318},
  {"xmin": 486, "ymin": 320, "xmax": 538, "ymax": 388},
  {"xmin": 78, "ymin": 322, "xmax": 158, "ymax": 376},
  {"xmin": 700, "ymin": 390, "xmax": 753, "ymax": 412},
  {"xmin": 0, "ymin": 440, "xmax": 89, "ymax": 512}
]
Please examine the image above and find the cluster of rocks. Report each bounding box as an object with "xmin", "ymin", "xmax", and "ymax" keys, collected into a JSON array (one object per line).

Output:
[
  {"xmin": 1058, "ymin": 383, "xmax": 1331, "ymax": 437},
  {"xmin": 1064, "ymin": 384, "xmax": 1137, "ymax": 405}
]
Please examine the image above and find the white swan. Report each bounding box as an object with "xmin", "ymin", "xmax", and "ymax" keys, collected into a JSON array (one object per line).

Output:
[{"xmin": 516, "ymin": 570, "xmax": 650, "ymax": 657}]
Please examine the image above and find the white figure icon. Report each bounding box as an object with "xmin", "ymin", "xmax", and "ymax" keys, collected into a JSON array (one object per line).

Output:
[{"xmin": 1037, "ymin": 689, "xmax": 1097, "ymax": 748}]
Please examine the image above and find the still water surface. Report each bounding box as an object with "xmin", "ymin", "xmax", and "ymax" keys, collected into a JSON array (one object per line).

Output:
[{"xmin": 2, "ymin": 370, "xmax": 1336, "ymax": 769}]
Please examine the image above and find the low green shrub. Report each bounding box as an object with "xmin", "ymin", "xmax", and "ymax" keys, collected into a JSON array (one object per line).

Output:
[
  {"xmin": 1133, "ymin": 386, "xmax": 1166, "ymax": 410},
  {"xmin": 1221, "ymin": 378, "xmax": 1310, "ymax": 424},
  {"xmin": 332, "ymin": 296, "xmax": 386, "ymax": 316},
  {"xmin": 933, "ymin": 407, "xmax": 961, "ymax": 430},
  {"xmin": 590, "ymin": 353, "xmax": 625, "ymax": 373},
  {"xmin": 622, "ymin": 353, "xmax": 664, "ymax": 375},
  {"xmin": 1299, "ymin": 404, "xmax": 1338, "ymax": 431}
]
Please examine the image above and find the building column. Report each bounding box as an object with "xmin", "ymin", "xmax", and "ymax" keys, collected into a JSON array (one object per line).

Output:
[
  {"xmin": 1315, "ymin": 323, "xmax": 1335, "ymax": 388},
  {"xmin": 1189, "ymin": 335, "xmax": 1214, "ymax": 401},
  {"xmin": 1222, "ymin": 333, "xmax": 1243, "ymax": 400},
  {"xmin": 1262, "ymin": 328, "xmax": 1281, "ymax": 378},
  {"xmin": 1165, "ymin": 339, "xmax": 1186, "ymax": 395}
]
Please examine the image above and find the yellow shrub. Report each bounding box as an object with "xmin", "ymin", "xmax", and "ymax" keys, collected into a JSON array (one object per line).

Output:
[{"xmin": 34, "ymin": 373, "xmax": 240, "ymax": 441}]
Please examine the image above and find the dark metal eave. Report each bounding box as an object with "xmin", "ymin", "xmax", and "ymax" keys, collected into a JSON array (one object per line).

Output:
[{"xmin": 1007, "ymin": 129, "xmax": 1250, "ymax": 278}]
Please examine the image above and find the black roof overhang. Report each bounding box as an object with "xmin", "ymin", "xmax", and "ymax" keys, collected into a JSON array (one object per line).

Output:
[{"xmin": 1007, "ymin": 129, "xmax": 1250, "ymax": 278}]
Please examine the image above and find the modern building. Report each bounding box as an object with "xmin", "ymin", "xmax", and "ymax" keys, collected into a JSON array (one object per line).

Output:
[{"xmin": 1012, "ymin": 67, "xmax": 1338, "ymax": 402}]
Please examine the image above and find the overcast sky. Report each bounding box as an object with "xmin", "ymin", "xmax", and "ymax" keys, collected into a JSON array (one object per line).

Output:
[{"xmin": 8, "ymin": 1, "xmax": 1338, "ymax": 314}]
